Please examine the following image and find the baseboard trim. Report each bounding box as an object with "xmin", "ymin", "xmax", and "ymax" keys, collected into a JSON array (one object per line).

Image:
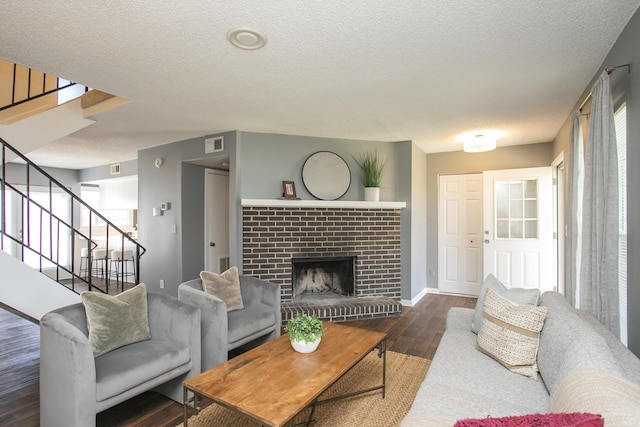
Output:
[{"xmin": 401, "ymin": 287, "xmax": 439, "ymax": 307}]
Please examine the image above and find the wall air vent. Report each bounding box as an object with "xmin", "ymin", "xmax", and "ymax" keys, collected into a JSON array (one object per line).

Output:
[
  {"xmin": 219, "ymin": 256, "xmax": 230, "ymax": 273},
  {"xmin": 110, "ymin": 163, "xmax": 121, "ymax": 175},
  {"xmin": 205, "ymin": 136, "xmax": 224, "ymax": 153}
]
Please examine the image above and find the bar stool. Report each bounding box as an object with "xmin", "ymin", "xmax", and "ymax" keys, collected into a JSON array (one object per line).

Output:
[
  {"xmin": 79, "ymin": 247, "xmax": 108, "ymax": 281},
  {"xmin": 79, "ymin": 247, "xmax": 91, "ymax": 279},
  {"xmin": 92, "ymin": 248, "xmax": 108, "ymax": 280},
  {"xmin": 110, "ymin": 249, "xmax": 136, "ymax": 291}
]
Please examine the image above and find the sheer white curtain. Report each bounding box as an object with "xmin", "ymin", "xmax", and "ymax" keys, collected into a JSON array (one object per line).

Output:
[
  {"xmin": 580, "ymin": 71, "xmax": 620, "ymax": 337},
  {"xmin": 565, "ymin": 111, "xmax": 584, "ymax": 307}
]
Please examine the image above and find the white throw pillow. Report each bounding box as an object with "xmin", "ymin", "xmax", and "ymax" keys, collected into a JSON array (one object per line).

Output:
[
  {"xmin": 471, "ymin": 274, "xmax": 541, "ymax": 334},
  {"xmin": 200, "ymin": 266, "xmax": 244, "ymax": 312}
]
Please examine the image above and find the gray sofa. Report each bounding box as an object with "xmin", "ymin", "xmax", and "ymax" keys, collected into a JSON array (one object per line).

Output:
[
  {"xmin": 179, "ymin": 275, "xmax": 281, "ymax": 371},
  {"xmin": 401, "ymin": 291, "xmax": 640, "ymax": 426},
  {"xmin": 39, "ymin": 292, "xmax": 201, "ymax": 427}
]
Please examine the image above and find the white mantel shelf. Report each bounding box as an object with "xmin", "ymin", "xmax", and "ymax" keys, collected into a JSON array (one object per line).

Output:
[{"xmin": 241, "ymin": 199, "xmax": 406, "ymax": 209}]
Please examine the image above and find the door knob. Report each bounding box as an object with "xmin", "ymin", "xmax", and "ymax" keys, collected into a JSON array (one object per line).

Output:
[
  {"xmin": 484, "ymin": 239, "xmax": 490, "ymax": 244},
  {"xmin": 209, "ymin": 242, "xmax": 216, "ymax": 247}
]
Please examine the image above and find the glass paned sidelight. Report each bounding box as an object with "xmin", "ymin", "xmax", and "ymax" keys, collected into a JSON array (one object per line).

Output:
[{"xmin": 494, "ymin": 178, "xmax": 539, "ymax": 239}]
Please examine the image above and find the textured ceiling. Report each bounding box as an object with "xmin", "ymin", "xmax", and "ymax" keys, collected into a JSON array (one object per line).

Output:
[{"xmin": 1, "ymin": 1, "xmax": 639, "ymax": 169}]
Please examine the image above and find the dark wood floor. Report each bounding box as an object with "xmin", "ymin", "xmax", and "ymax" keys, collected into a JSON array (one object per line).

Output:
[{"xmin": 0, "ymin": 292, "xmax": 476, "ymax": 427}]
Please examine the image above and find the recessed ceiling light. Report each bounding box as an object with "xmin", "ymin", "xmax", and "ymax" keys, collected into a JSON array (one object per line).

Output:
[{"xmin": 227, "ymin": 28, "xmax": 267, "ymax": 50}]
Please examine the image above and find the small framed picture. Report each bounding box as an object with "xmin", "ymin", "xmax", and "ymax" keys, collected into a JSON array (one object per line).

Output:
[{"xmin": 283, "ymin": 181, "xmax": 297, "ymax": 199}]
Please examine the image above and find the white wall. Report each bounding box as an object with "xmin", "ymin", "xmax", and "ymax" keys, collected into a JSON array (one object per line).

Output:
[{"xmin": 0, "ymin": 250, "xmax": 80, "ymax": 320}]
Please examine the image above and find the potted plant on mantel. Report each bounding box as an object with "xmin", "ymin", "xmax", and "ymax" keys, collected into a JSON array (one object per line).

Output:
[
  {"xmin": 284, "ymin": 313, "xmax": 324, "ymax": 353},
  {"xmin": 353, "ymin": 149, "xmax": 385, "ymax": 202}
]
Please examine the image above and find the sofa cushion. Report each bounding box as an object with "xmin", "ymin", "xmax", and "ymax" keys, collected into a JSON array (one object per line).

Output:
[
  {"xmin": 81, "ymin": 283, "xmax": 151, "ymax": 357},
  {"xmin": 95, "ymin": 338, "xmax": 191, "ymax": 402},
  {"xmin": 407, "ymin": 326, "xmax": 550, "ymax": 421},
  {"xmin": 454, "ymin": 412, "xmax": 603, "ymax": 427},
  {"xmin": 472, "ymin": 274, "xmax": 540, "ymax": 334},
  {"xmin": 575, "ymin": 310, "xmax": 640, "ymax": 387},
  {"xmin": 552, "ymin": 369, "xmax": 640, "ymax": 426},
  {"xmin": 227, "ymin": 306, "xmax": 276, "ymax": 345},
  {"xmin": 476, "ymin": 288, "xmax": 547, "ymax": 379},
  {"xmin": 200, "ymin": 267, "xmax": 244, "ymax": 311},
  {"xmin": 400, "ymin": 413, "xmax": 453, "ymax": 427},
  {"xmin": 537, "ymin": 292, "xmax": 624, "ymax": 396}
]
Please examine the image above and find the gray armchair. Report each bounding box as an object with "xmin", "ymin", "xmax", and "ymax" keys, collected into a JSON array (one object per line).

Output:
[
  {"xmin": 39, "ymin": 292, "xmax": 201, "ymax": 427},
  {"xmin": 179, "ymin": 275, "xmax": 281, "ymax": 370}
]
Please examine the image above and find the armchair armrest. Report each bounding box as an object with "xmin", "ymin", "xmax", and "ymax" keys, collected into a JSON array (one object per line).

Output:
[
  {"xmin": 147, "ymin": 293, "xmax": 200, "ymax": 346},
  {"xmin": 239, "ymin": 275, "xmax": 282, "ymax": 340},
  {"xmin": 239, "ymin": 275, "xmax": 281, "ymax": 309},
  {"xmin": 445, "ymin": 307, "xmax": 475, "ymax": 332},
  {"xmin": 178, "ymin": 279, "xmax": 228, "ymax": 369},
  {"xmin": 147, "ymin": 292, "xmax": 201, "ymax": 379},
  {"xmin": 40, "ymin": 306, "xmax": 97, "ymax": 426}
]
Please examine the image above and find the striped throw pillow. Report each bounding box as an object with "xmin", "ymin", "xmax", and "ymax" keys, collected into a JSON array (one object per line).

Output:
[{"xmin": 476, "ymin": 288, "xmax": 547, "ymax": 379}]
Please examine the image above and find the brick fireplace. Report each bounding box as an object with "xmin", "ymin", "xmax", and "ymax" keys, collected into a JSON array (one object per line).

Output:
[{"xmin": 241, "ymin": 199, "xmax": 406, "ymax": 323}]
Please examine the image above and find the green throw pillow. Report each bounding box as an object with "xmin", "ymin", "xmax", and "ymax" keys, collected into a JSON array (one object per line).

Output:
[{"xmin": 81, "ymin": 283, "xmax": 151, "ymax": 357}]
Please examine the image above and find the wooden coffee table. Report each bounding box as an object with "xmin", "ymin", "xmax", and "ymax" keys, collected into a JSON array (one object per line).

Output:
[{"xmin": 183, "ymin": 322, "xmax": 387, "ymax": 427}]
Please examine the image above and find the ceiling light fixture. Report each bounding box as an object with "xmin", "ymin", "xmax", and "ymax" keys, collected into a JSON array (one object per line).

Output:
[
  {"xmin": 464, "ymin": 134, "xmax": 496, "ymax": 153},
  {"xmin": 227, "ymin": 28, "xmax": 267, "ymax": 50},
  {"xmin": 457, "ymin": 130, "xmax": 503, "ymax": 153}
]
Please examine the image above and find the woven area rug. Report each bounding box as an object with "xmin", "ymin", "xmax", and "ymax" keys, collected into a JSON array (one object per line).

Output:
[{"xmin": 179, "ymin": 350, "xmax": 430, "ymax": 427}]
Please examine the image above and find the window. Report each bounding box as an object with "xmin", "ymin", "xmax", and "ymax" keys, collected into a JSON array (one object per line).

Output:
[
  {"xmin": 614, "ymin": 103, "xmax": 627, "ymax": 346},
  {"xmin": 20, "ymin": 187, "xmax": 71, "ymax": 269},
  {"xmin": 80, "ymin": 184, "xmax": 132, "ymax": 228},
  {"xmin": 80, "ymin": 185, "xmax": 104, "ymax": 228},
  {"xmin": 494, "ymin": 179, "xmax": 538, "ymax": 239}
]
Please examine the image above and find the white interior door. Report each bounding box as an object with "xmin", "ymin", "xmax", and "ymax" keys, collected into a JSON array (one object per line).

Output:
[
  {"xmin": 204, "ymin": 169, "xmax": 229, "ymax": 273},
  {"xmin": 482, "ymin": 167, "xmax": 554, "ymax": 291},
  {"xmin": 438, "ymin": 174, "xmax": 484, "ymax": 295}
]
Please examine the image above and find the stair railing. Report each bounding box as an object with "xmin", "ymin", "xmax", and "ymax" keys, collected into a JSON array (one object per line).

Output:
[
  {"xmin": 0, "ymin": 138, "xmax": 145, "ymax": 294},
  {"xmin": 0, "ymin": 60, "xmax": 86, "ymax": 112}
]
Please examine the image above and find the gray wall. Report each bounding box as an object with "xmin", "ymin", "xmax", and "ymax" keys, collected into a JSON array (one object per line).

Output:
[
  {"xmin": 552, "ymin": 6, "xmax": 640, "ymax": 356},
  {"xmin": 137, "ymin": 131, "xmax": 238, "ymax": 295},
  {"xmin": 425, "ymin": 143, "xmax": 554, "ymax": 289},
  {"xmin": 181, "ymin": 162, "xmax": 205, "ymax": 282},
  {"xmin": 78, "ymin": 159, "xmax": 137, "ymax": 182},
  {"xmin": 235, "ymin": 132, "xmax": 400, "ymax": 201},
  {"xmin": 397, "ymin": 141, "xmax": 428, "ymax": 301},
  {"xmin": 3, "ymin": 163, "xmax": 79, "ymax": 188}
]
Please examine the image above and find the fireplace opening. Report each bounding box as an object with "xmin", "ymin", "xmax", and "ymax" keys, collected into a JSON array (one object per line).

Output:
[{"xmin": 291, "ymin": 256, "xmax": 355, "ymax": 302}]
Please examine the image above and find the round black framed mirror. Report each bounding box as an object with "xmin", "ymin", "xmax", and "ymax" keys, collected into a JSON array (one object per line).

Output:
[{"xmin": 302, "ymin": 151, "xmax": 351, "ymax": 200}]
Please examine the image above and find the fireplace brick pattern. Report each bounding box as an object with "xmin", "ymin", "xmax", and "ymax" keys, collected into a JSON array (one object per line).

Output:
[{"xmin": 242, "ymin": 206, "xmax": 403, "ymax": 322}]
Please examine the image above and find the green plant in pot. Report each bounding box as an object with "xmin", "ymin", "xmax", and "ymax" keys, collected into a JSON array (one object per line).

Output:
[
  {"xmin": 353, "ymin": 149, "xmax": 385, "ymax": 201},
  {"xmin": 285, "ymin": 313, "xmax": 324, "ymax": 353}
]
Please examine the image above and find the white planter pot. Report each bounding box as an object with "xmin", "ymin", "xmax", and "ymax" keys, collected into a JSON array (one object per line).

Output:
[
  {"xmin": 291, "ymin": 337, "xmax": 321, "ymax": 353},
  {"xmin": 364, "ymin": 187, "xmax": 380, "ymax": 202}
]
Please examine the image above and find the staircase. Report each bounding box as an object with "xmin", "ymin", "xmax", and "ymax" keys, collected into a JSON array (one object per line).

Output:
[
  {"xmin": 0, "ymin": 139, "xmax": 144, "ymax": 322},
  {"xmin": 0, "ymin": 59, "xmax": 129, "ymax": 159}
]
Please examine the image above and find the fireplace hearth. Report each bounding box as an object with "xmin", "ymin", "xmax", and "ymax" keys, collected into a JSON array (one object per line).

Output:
[{"xmin": 292, "ymin": 256, "xmax": 355, "ymax": 302}]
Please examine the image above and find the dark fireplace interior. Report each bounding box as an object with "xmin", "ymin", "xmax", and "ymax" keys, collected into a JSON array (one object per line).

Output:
[{"xmin": 291, "ymin": 256, "xmax": 355, "ymax": 302}]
